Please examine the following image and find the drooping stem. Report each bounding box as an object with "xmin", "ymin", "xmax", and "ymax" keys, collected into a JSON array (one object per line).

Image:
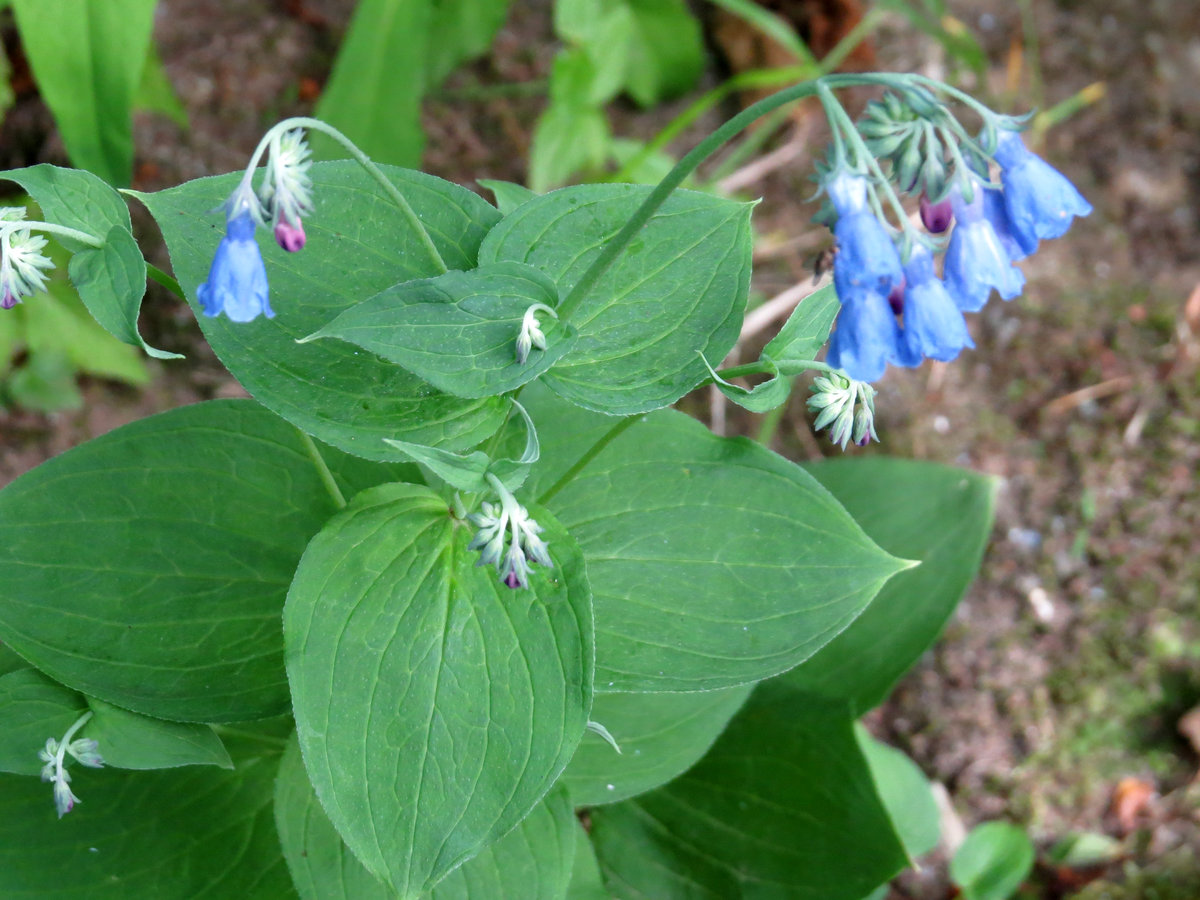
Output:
[
  {"xmin": 537, "ymin": 414, "xmax": 640, "ymax": 505},
  {"xmin": 246, "ymin": 116, "xmax": 448, "ymax": 274},
  {"xmin": 555, "ymin": 72, "xmax": 916, "ymax": 325},
  {"xmin": 146, "ymin": 262, "xmax": 184, "ymax": 299},
  {"xmin": 716, "ymin": 358, "xmax": 836, "ymax": 381},
  {"xmin": 297, "ymin": 428, "xmax": 347, "ymax": 509},
  {"xmin": 2, "ymin": 220, "xmax": 104, "ymax": 249}
]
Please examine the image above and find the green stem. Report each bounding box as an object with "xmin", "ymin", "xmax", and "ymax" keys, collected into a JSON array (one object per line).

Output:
[
  {"xmin": 297, "ymin": 428, "xmax": 347, "ymax": 509},
  {"xmin": 537, "ymin": 414, "xmax": 640, "ymax": 506},
  {"xmin": 756, "ymin": 398, "xmax": 789, "ymax": 446},
  {"xmin": 146, "ymin": 262, "xmax": 184, "ymax": 299},
  {"xmin": 248, "ymin": 117, "xmax": 447, "ymax": 274},
  {"xmin": 4, "ymin": 220, "xmax": 104, "ymax": 248},
  {"xmin": 557, "ymin": 73, "xmax": 901, "ymax": 324},
  {"xmin": 717, "ymin": 358, "xmax": 834, "ymax": 380}
]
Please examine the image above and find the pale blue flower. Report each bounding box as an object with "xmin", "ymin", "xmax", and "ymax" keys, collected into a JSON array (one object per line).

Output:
[
  {"xmin": 826, "ymin": 289, "xmax": 901, "ymax": 383},
  {"xmin": 993, "ymin": 130, "xmax": 1092, "ymax": 248},
  {"xmin": 197, "ymin": 208, "xmax": 273, "ymax": 323},
  {"xmin": 895, "ymin": 244, "xmax": 975, "ymax": 366},
  {"xmin": 944, "ymin": 185, "xmax": 1025, "ymax": 312}
]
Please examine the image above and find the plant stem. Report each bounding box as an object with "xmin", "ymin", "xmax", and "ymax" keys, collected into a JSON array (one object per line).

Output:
[
  {"xmin": 247, "ymin": 117, "xmax": 447, "ymax": 274},
  {"xmin": 756, "ymin": 398, "xmax": 789, "ymax": 447},
  {"xmin": 146, "ymin": 262, "xmax": 184, "ymax": 298},
  {"xmin": 556, "ymin": 73, "xmax": 904, "ymax": 324},
  {"xmin": 717, "ymin": 358, "xmax": 834, "ymax": 380},
  {"xmin": 297, "ymin": 428, "xmax": 347, "ymax": 509},
  {"xmin": 4, "ymin": 220, "xmax": 104, "ymax": 249},
  {"xmin": 537, "ymin": 414, "xmax": 640, "ymax": 506}
]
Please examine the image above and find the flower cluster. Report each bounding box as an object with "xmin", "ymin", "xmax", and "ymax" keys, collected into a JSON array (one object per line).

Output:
[
  {"xmin": 515, "ymin": 303, "xmax": 556, "ymax": 364},
  {"xmin": 821, "ymin": 117, "xmax": 1091, "ymax": 383},
  {"xmin": 0, "ymin": 209, "xmax": 55, "ymax": 311},
  {"xmin": 468, "ymin": 488, "xmax": 553, "ymax": 590},
  {"xmin": 198, "ymin": 128, "xmax": 314, "ymax": 323},
  {"xmin": 38, "ymin": 712, "xmax": 103, "ymax": 818},
  {"xmin": 807, "ymin": 371, "xmax": 879, "ymax": 450}
]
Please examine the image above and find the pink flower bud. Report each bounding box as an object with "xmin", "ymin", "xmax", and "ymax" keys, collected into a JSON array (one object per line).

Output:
[
  {"xmin": 274, "ymin": 217, "xmax": 306, "ymax": 252},
  {"xmin": 1, "ymin": 289, "xmax": 18, "ymax": 310},
  {"xmin": 920, "ymin": 193, "xmax": 954, "ymax": 234}
]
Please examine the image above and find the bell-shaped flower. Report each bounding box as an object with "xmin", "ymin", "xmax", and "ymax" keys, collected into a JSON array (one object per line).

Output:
[
  {"xmin": 894, "ymin": 244, "xmax": 975, "ymax": 366},
  {"xmin": 944, "ymin": 184, "xmax": 1025, "ymax": 312},
  {"xmin": 826, "ymin": 288, "xmax": 901, "ymax": 383},
  {"xmin": 993, "ymin": 130, "xmax": 1092, "ymax": 248},
  {"xmin": 825, "ymin": 172, "xmax": 904, "ymax": 303},
  {"xmin": 980, "ymin": 185, "xmax": 1036, "ymax": 261},
  {"xmin": 197, "ymin": 197, "xmax": 273, "ymax": 323}
]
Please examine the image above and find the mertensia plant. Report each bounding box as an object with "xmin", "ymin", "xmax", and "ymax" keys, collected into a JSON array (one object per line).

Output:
[{"xmin": 0, "ymin": 72, "xmax": 1087, "ymax": 900}]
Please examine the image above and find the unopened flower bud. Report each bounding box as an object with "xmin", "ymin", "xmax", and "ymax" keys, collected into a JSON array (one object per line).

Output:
[
  {"xmin": 920, "ymin": 193, "xmax": 953, "ymax": 234},
  {"xmin": 274, "ymin": 216, "xmax": 306, "ymax": 252}
]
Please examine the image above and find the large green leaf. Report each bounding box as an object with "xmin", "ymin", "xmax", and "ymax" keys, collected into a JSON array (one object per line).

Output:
[
  {"xmin": 424, "ymin": 0, "xmax": 515, "ymax": 85},
  {"xmin": 0, "ymin": 165, "xmax": 176, "ymax": 358},
  {"xmin": 857, "ymin": 725, "xmax": 940, "ymax": 861},
  {"xmin": 0, "ymin": 668, "xmax": 87, "ymax": 776},
  {"xmin": 562, "ymin": 685, "xmax": 752, "ymax": 806},
  {"xmin": 306, "ymin": 261, "xmax": 573, "ymax": 398},
  {"xmin": 314, "ymin": 0, "xmax": 431, "ymax": 168},
  {"xmin": 284, "ymin": 483, "xmax": 593, "ymax": 897},
  {"xmin": 0, "ymin": 756, "xmax": 294, "ymax": 898},
  {"xmin": 136, "ymin": 161, "xmax": 507, "ymax": 459},
  {"xmin": 84, "ymin": 697, "xmax": 233, "ymax": 771},
  {"xmin": 10, "ymin": 0, "xmax": 155, "ymax": 185},
  {"xmin": 525, "ymin": 391, "xmax": 909, "ymax": 692},
  {"xmin": 589, "ymin": 682, "xmax": 908, "ymax": 899},
  {"xmin": 784, "ymin": 458, "xmax": 997, "ymax": 710},
  {"xmin": 276, "ymin": 735, "xmax": 577, "ymax": 900},
  {"xmin": 0, "ymin": 399, "xmax": 409, "ymax": 722},
  {"xmin": 568, "ymin": 823, "xmax": 612, "ymax": 900},
  {"xmin": 480, "ymin": 184, "xmax": 753, "ymax": 415}
]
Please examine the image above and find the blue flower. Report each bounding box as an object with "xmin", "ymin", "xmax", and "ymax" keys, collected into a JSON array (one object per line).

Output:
[
  {"xmin": 981, "ymin": 185, "xmax": 1036, "ymax": 261},
  {"xmin": 944, "ymin": 185, "xmax": 1025, "ymax": 312},
  {"xmin": 197, "ymin": 209, "xmax": 273, "ymax": 323},
  {"xmin": 894, "ymin": 244, "xmax": 975, "ymax": 366},
  {"xmin": 827, "ymin": 289, "xmax": 901, "ymax": 383},
  {"xmin": 993, "ymin": 130, "xmax": 1092, "ymax": 248},
  {"xmin": 825, "ymin": 172, "xmax": 904, "ymax": 302}
]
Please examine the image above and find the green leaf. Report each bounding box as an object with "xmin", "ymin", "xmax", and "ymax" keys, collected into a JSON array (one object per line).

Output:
[
  {"xmin": 762, "ymin": 283, "xmax": 839, "ymax": 363},
  {"xmin": 424, "ymin": 0, "xmax": 515, "ymax": 85},
  {"xmin": 0, "ymin": 164, "xmax": 178, "ymax": 359},
  {"xmin": 479, "ymin": 179, "xmax": 537, "ymax": 215},
  {"xmin": 589, "ymin": 682, "xmax": 908, "ymax": 899},
  {"xmin": 856, "ymin": 725, "xmax": 941, "ymax": 860},
  {"xmin": 950, "ymin": 822, "xmax": 1035, "ymax": 900},
  {"xmin": 702, "ymin": 353, "xmax": 791, "ymax": 413},
  {"xmin": 481, "ymin": 184, "xmax": 753, "ymax": 415},
  {"xmin": 529, "ymin": 51, "xmax": 613, "ymax": 192},
  {"xmin": 6, "ymin": 349, "xmax": 82, "ymax": 412},
  {"xmin": 0, "ymin": 755, "xmax": 295, "ymax": 899},
  {"xmin": 314, "ymin": 0, "xmax": 430, "ymax": 167},
  {"xmin": 784, "ymin": 458, "xmax": 997, "ymax": 710},
  {"xmin": 383, "ymin": 440, "xmax": 493, "ymax": 493},
  {"xmin": 562, "ymin": 684, "xmax": 752, "ymax": 805},
  {"xmin": 307, "ymin": 262, "xmax": 573, "ymax": 399},
  {"xmin": 276, "ymin": 733, "xmax": 578, "ymax": 900},
  {"xmin": 0, "ymin": 642, "xmax": 26, "ymax": 677},
  {"xmin": 10, "ymin": 0, "xmax": 156, "ymax": 185},
  {"xmin": 527, "ymin": 392, "xmax": 910, "ymax": 691},
  {"xmin": 0, "ymin": 399, "xmax": 409, "ymax": 722},
  {"xmin": 85, "ymin": 697, "xmax": 233, "ymax": 771},
  {"xmin": 284, "ymin": 483, "xmax": 593, "ymax": 897},
  {"xmin": 135, "ymin": 161, "xmax": 508, "ymax": 459},
  {"xmin": 619, "ymin": 0, "xmax": 705, "ymax": 107},
  {"xmin": 135, "ymin": 42, "xmax": 189, "ymax": 129},
  {"xmin": 567, "ymin": 823, "xmax": 611, "ymax": 900},
  {"xmin": 24, "ymin": 280, "xmax": 151, "ymax": 386},
  {"xmin": 0, "ymin": 667, "xmax": 87, "ymax": 776}
]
